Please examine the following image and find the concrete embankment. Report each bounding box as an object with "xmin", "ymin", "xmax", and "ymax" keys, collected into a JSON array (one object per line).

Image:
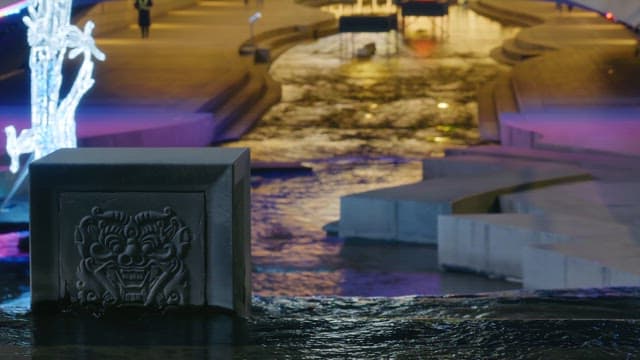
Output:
[{"xmin": 338, "ymin": 0, "xmax": 640, "ymax": 291}]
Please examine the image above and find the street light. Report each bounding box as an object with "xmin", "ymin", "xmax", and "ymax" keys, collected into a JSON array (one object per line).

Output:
[{"xmin": 249, "ymin": 12, "xmax": 262, "ymax": 46}]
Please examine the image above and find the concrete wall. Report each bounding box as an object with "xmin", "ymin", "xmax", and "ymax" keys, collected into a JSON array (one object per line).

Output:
[
  {"xmin": 572, "ymin": 0, "xmax": 640, "ymax": 29},
  {"xmin": 74, "ymin": 0, "xmax": 198, "ymax": 36}
]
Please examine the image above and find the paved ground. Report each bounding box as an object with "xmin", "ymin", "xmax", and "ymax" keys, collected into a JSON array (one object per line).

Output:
[
  {"xmin": 478, "ymin": 0, "xmax": 640, "ymax": 156},
  {"xmin": 0, "ymin": 0, "xmax": 333, "ymax": 157}
]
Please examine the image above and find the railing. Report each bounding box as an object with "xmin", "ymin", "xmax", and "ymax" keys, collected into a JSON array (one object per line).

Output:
[{"xmin": 569, "ymin": 0, "xmax": 640, "ymax": 30}]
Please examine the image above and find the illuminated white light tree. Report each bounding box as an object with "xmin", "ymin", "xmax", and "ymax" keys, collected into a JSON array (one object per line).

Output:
[{"xmin": 5, "ymin": 0, "xmax": 105, "ymax": 174}]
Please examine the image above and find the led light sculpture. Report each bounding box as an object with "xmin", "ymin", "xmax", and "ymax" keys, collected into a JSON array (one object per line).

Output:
[{"xmin": 5, "ymin": 0, "xmax": 105, "ymax": 174}]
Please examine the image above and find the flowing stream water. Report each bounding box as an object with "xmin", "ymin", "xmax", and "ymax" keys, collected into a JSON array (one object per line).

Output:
[{"xmin": 231, "ymin": 5, "xmax": 521, "ymax": 296}]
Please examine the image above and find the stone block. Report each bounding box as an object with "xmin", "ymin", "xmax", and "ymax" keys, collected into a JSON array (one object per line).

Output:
[
  {"xmin": 523, "ymin": 242, "xmax": 640, "ymax": 290},
  {"xmin": 610, "ymin": 268, "xmax": 640, "ymax": 287},
  {"xmin": 488, "ymin": 225, "xmax": 536, "ymax": 277},
  {"xmin": 30, "ymin": 148, "xmax": 251, "ymax": 317},
  {"xmin": 396, "ymin": 200, "xmax": 449, "ymax": 243},
  {"xmin": 254, "ymin": 48, "xmax": 271, "ymax": 63},
  {"xmin": 438, "ymin": 214, "xmax": 573, "ymax": 279},
  {"xmin": 339, "ymin": 195, "xmax": 396, "ymax": 240},
  {"xmin": 565, "ymin": 256, "xmax": 609, "ymax": 289},
  {"xmin": 339, "ymin": 164, "xmax": 590, "ymax": 244},
  {"xmin": 422, "ymin": 157, "xmax": 506, "ymax": 179},
  {"xmin": 522, "ymin": 244, "xmax": 567, "ymax": 289},
  {"xmin": 438, "ymin": 216, "xmax": 488, "ymax": 271}
]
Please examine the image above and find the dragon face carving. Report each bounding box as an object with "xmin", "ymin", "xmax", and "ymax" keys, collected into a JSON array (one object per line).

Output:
[{"xmin": 74, "ymin": 206, "xmax": 192, "ymax": 307}]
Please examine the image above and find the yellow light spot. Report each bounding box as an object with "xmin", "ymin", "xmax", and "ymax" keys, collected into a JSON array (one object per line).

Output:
[
  {"xmin": 364, "ymin": 113, "xmax": 373, "ymax": 119},
  {"xmin": 437, "ymin": 102, "xmax": 449, "ymax": 109}
]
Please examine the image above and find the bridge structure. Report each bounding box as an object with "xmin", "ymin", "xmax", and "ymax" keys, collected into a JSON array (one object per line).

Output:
[
  {"xmin": 338, "ymin": 13, "xmax": 399, "ymax": 58},
  {"xmin": 332, "ymin": 0, "xmax": 450, "ymax": 58},
  {"xmin": 396, "ymin": 0, "xmax": 448, "ymax": 34}
]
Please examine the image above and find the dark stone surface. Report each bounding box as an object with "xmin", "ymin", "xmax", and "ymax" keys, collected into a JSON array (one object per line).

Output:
[
  {"xmin": 338, "ymin": 14, "xmax": 398, "ymax": 33},
  {"xmin": 254, "ymin": 48, "xmax": 271, "ymax": 63},
  {"xmin": 29, "ymin": 148, "xmax": 251, "ymax": 317}
]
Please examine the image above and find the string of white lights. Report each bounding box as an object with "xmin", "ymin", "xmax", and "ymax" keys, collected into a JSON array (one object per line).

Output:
[{"xmin": 5, "ymin": 0, "xmax": 105, "ymax": 173}]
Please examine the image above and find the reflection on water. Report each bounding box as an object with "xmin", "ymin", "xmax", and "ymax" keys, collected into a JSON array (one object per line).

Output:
[
  {"xmin": 250, "ymin": 160, "xmax": 523, "ymax": 296},
  {"xmin": 2, "ymin": 289, "xmax": 640, "ymax": 358},
  {"xmin": 228, "ymin": 5, "xmax": 520, "ymax": 296}
]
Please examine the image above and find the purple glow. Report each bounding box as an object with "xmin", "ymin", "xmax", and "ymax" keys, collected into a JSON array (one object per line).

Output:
[
  {"xmin": 0, "ymin": 0, "xmax": 28, "ymax": 18},
  {"xmin": 501, "ymin": 110, "xmax": 640, "ymax": 156},
  {"xmin": 0, "ymin": 231, "xmax": 28, "ymax": 260}
]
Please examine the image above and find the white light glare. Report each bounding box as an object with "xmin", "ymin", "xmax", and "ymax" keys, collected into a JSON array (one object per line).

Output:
[
  {"xmin": 249, "ymin": 12, "xmax": 261, "ymax": 24},
  {"xmin": 5, "ymin": 0, "xmax": 105, "ymax": 173}
]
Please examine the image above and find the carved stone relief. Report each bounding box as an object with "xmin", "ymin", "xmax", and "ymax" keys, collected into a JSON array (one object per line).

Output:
[{"xmin": 73, "ymin": 206, "xmax": 193, "ymax": 307}]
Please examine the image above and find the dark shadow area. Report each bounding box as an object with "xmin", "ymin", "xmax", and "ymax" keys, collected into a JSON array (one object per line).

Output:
[{"xmin": 32, "ymin": 310, "xmax": 248, "ymax": 346}]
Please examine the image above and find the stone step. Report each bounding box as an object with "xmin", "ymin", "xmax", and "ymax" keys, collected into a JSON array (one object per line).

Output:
[
  {"xmin": 498, "ymin": 115, "xmax": 541, "ymax": 149},
  {"xmin": 197, "ymin": 70, "xmax": 251, "ymax": 113},
  {"xmin": 489, "ymin": 46, "xmax": 518, "ymax": 66},
  {"xmin": 239, "ymin": 26, "xmax": 302, "ymax": 54},
  {"xmin": 500, "ymin": 181, "xmax": 640, "ymax": 226},
  {"xmin": 513, "ymin": 33, "xmax": 556, "ymax": 52},
  {"xmin": 265, "ymin": 19, "xmax": 338, "ymax": 59},
  {"xmin": 210, "ymin": 68, "xmax": 268, "ymax": 142},
  {"xmin": 524, "ymin": 241, "xmax": 640, "ymax": 289},
  {"xmin": 493, "ymin": 74, "xmax": 526, "ymax": 147},
  {"xmin": 338, "ymin": 164, "xmax": 591, "ymax": 244},
  {"xmin": 515, "ymin": 20, "xmax": 635, "ymax": 53},
  {"xmin": 476, "ymin": 78, "xmax": 500, "ymax": 141},
  {"xmin": 262, "ymin": 32, "xmax": 315, "ymax": 61},
  {"xmin": 499, "ymin": 180, "xmax": 640, "ymax": 289},
  {"xmin": 445, "ymin": 144, "xmax": 640, "ymax": 174},
  {"xmin": 501, "ymin": 38, "xmax": 544, "ymax": 61},
  {"xmin": 494, "ymin": 73, "xmax": 519, "ymax": 115},
  {"xmin": 438, "ymin": 212, "xmax": 632, "ymax": 280},
  {"xmin": 213, "ymin": 66, "xmax": 281, "ymax": 143},
  {"xmin": 475, "ymin": 73, "xmax": 519, "ymax": 142},
  {"xmin": 422, "ymin": 155, "xmax": 584, "ymax": 180},
  {"xmin": 468, "ymin": 0, "xmax": 542, "ymax": 27},
  {"xmin": 239, "ymin": 19, "xmax": 338, "ymax": 60}
]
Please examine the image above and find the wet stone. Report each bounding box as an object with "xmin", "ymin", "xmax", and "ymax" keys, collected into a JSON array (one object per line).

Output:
[{"xmin": 29, "ymin": 148, "xmax": 251, "ymax": 317}]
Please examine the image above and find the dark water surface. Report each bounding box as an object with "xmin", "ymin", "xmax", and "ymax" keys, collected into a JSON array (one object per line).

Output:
[{"xmin": 1, "ymin": 289, "xmax": 640, "ymax": 358}]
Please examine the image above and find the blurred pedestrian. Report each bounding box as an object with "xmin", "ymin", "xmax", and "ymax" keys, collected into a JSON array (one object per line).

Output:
[
  {"xmin": 134, "ymin": 0, "xmax": 153, "ymax": 38},
  {"xmin": 556, "ymin": 0, "xmax": 573, "ymax": 12}
]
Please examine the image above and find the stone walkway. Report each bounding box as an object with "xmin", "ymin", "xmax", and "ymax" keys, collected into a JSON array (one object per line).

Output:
[{"xmin": 0, "ymin": 0, "xmax": 334, "ymax": 155}]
